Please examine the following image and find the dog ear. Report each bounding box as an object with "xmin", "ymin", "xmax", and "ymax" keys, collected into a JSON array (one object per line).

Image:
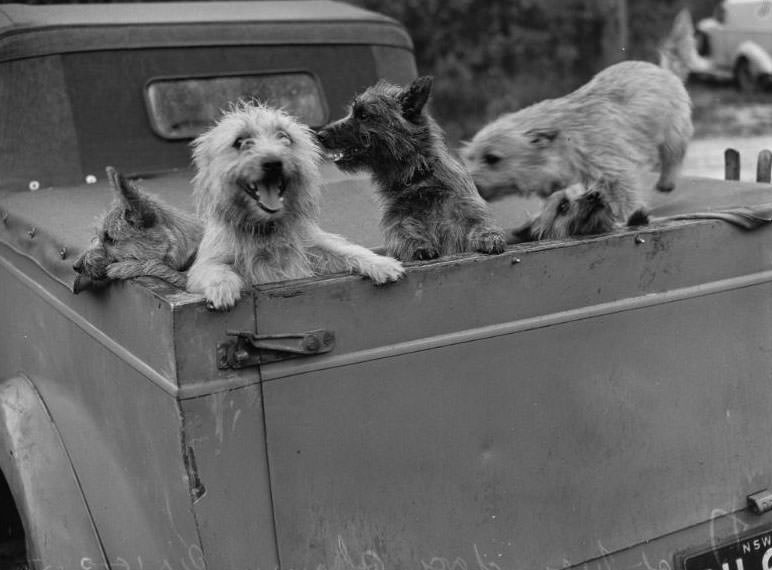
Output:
[
  {"xmin": 399, "ymin": 76, "xmax": 433, "ymax": 123},
  {"xmin": 525, "ymin": 128, "xmax": 559, "ymax": 147},
  {"xmin": 506, "ymin": 220, "xmax": 536, "ymax": 244},
  {"xmin": 106, "ymin": 166, "xmax": 158, "ymax": 228}
]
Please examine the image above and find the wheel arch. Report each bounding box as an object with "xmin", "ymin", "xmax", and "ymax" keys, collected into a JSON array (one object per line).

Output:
[
  {"xmin": 735, "ymin": 40, "xmax": 772, "ymax": 75},
  {"xmin": 0, "ymin": 374, "xmax": 107, "ymax": 568}
]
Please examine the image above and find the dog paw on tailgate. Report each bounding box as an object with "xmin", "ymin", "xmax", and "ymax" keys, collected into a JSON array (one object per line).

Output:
[
  {"xmin": 366, "ymin": 256, "xmax": 405, "ymax": 285},
  {"xmin": 472, "ymin": 230, "xmax": 506, "ymax": 255},
  {"xmin": 204, "ymin": 276, "xmax": 243, "ymax": 311}
]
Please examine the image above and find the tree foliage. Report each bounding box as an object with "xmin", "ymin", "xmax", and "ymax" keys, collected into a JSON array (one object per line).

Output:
[{"xmin": 349, "ymin": 0, "xmax": 720, "ymax": 143}]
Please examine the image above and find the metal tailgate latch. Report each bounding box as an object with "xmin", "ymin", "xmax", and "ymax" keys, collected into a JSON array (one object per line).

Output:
[{"xmin": 217, "ymin": 329, "xmax": 335, "ymax": 369}]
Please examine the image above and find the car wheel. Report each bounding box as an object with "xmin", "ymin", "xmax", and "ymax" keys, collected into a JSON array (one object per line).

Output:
[{"xmin": 735, "ymin": 58, "xmax": 760, "ymax": 92}]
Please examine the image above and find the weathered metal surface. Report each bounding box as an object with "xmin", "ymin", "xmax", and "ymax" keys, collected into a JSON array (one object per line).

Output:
[
  {"xmin": 179, "ymin": 385, "xmax": 280, "ymax": 570},
  {"xmin": 256, "ymin": 216, "xmax": 772, "ymax": 570},
  {"xmin": 0, "ymin": 375, "xmax": 106, "ymax": 568},
  {"xmin": 0, "ymin": 246, "xmax": 203, "ymax": 567},
  {"xmin": 0, "ymin": 2, "xmax": 412, "ymax": 61}
]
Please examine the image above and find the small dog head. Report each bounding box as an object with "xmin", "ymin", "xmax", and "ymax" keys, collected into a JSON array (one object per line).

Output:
[
  {"xmin": 509, "ymin": 182, "xmax": 616, "ymax": 242},
  {"xmin": 192, "ymin": 102, "xmax": 321, "ymax": 231},
  {"xmin": 316, "ymin": 76, "xmax": 435, "ymax": 174},
  {"xmin": 461, "ymin": 121, "xmax": 572, "ymax": 201},
  {"xmin": 72, "ymin": 166, "xmax": 174, "ymax": 284}
]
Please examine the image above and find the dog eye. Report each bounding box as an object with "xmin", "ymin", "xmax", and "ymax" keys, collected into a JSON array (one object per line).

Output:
[
  {"xmin": 483, "ymin": 153, "xmax": 501, "ymax": 166},
  {"xmin": 233, "ymin": 137, "xmax": 252, "ymax": 151},
  {"xmin": 102, "ymin": 231, "xmax": 114, "ymax": 245},
  {"xmin": 557, "ymin": 199, "xmax": 570, "ymax": 214},
  {"xmin": 354, "ymin": 107, "xmax": 370, "ymax": 121},
  {"xmin": 277, "ymin": 131, "xmax": 293, "ymax": 145}
]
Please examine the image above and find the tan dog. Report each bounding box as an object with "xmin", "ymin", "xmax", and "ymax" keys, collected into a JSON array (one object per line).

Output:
[
  {"xmin": 187, "ymin": 102, "xmax": 405, "ymax": 311},
  {"xmin": 461, "ymin": 61, "xmax": 693, "ymax": 221},
  {"xmin": 508, "ymin": 181, "xmax": 648, "ymax": 243},
  {"xmin": 72, "ymin": 166, "xmax": 202, "ymax": 292}
]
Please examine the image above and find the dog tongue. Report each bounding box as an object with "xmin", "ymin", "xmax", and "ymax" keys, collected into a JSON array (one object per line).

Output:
[{"xmin": 259, "ymin": 184, "xmax": 284, "ymax": 212}]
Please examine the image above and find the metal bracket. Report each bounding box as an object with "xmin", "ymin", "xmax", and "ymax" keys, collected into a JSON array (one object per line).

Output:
[
  {"xmin": 217, "ymin": 329, "xmax": 335, "ymax": 369},
  {"xmin": 748, "ymin": 489, "xmax": 772, "ymax": 514}
]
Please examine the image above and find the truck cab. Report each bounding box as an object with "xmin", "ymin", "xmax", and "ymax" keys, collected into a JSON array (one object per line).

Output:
[{"xmin": 2, "ymin": 3, "xmax": 772, "ymax": 570}]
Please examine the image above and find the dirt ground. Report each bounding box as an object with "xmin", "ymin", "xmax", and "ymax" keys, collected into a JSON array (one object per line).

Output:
[{"xmin": 682, "ymin": 82, "xmax": 772, "ymax": 181}]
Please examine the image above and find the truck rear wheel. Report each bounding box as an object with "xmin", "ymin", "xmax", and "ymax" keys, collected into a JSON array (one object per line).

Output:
[
  {"xmin": 0, "ymin": 470, "xmax": 27, "ymax": 570},
  {"xmin": 735, "ymin": 58, "xmax": 761, "ymax": 92}
]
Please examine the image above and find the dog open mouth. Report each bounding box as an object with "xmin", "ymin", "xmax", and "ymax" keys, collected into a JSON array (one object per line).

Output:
[
  {"xmin": 325, "ymin": 147, "xmax": 364, "ymax": 164},
  {"xmin": 238, "ymin": 177, "xmax": 286, "ymax": 214}
]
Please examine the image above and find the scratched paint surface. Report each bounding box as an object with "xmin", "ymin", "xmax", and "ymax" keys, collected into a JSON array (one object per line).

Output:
[{"xmin": 256, "ymin": 213, "xmax": 772, "ymax": 570}]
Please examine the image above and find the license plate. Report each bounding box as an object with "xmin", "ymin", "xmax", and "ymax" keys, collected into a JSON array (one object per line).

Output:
[{"xmin": 681, "ymin": 526, "xmax": 772, "ymax": 570}]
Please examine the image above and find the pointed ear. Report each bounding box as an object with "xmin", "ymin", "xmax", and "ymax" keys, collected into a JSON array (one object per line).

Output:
[
  {"xmin": 399, "ymin": 76, "xmax": 433, "ymax": 122},
  {"xmin": 507, "ymin": 220, "xmax": 536, "ymax": 244},
  {"xmin": 106, "ymin": 166, "xmax": 157, "ymax": 228},
  {"xmin": 525, "ymin": 128, "xmax": 559, "ymax": 147}
]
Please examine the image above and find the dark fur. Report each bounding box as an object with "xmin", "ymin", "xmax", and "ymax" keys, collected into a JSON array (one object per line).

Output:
[{"xmin": 317, "ymin": 76, "xmax": 505, "ymax": 261}]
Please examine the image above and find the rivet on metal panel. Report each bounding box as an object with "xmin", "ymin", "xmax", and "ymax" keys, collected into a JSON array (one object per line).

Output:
[
  {"xmin": 511, "ymin": 257, "xmax": 521, "ymax": 265},
  {"xmin": 28, "ymin": 180, "xmax": 40, "ymax": 191},
  {"xmin": 85, "ymin": 175, "xmax": 97, "ymax": 184},
  {"xmin": 747, "ymin": 490, "xmax": 772, "ymax": 514},
  {"xmin": 303, "ymin": 335, "xmax": 321, "ymax": 353},
  {"xmin": 27, "ymin": 227, "xmax": 37, "ymax": 239},
  {"xmin": 58, "ymin": 247, "xmax": 68, "ymax": 260},
  {"xmin": 634, "ymin": 236, "xmax": 646, "ymax": 245}
]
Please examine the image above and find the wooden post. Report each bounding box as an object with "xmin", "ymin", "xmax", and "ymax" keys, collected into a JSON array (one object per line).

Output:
[
  {"xmin": 725, "ymin": 148, "xmax": 740, "ymax": 181},
  {"xmin": 756, "ymin": 149, "xmax": 772, "ymax": 183}
]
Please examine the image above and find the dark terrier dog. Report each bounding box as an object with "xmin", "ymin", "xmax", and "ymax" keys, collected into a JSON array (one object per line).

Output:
[
  {"xmin": 72, "ymin": 166, "xmax": 202, "ymax": 292},
  {"xmin": 317, "ymin": 76, "xmax": 506, "ymax": 261}
]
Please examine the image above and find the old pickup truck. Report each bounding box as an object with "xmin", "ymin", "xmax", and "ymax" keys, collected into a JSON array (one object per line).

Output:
[{"xmin": 3, "ymin": 3, "xmax": 772, "ymax": 570}]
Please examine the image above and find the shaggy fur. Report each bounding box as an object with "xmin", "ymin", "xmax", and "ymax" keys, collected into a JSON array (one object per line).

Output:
[
  {"xmin": 508, "ymin": 181, "xmax": 648, "ymax": 243},
  {"xmin": 187, "ymin": 102, "xmax": 405, "ymax": 311},
  {"xmin": 317, "ymin": 76, "xmax": 506, "ymax": 261},
  {"xmin": 72, "ymin": 166, "xmax": 202, "ymax": 292},
  {"xmin": 461, "ymin": 61, "xmax": 693, "ymax": 220},
  {"xmin": 659, "ymin": 9, "xmax": 712, "ymax": 82}
]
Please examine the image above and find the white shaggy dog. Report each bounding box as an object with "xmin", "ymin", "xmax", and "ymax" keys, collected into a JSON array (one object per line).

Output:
[
  {"xmin": 187, "ymin": 102, "xmax": 405, "ymax": 311},
  {"xmin": 461, "ymin": 61, "xmax": 693, "ymax": 221}
]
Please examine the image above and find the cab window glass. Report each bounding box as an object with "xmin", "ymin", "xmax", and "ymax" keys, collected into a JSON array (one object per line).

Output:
[{"xmin": 145, "ymin": 73, "xmax": 327, "ymax": 139}]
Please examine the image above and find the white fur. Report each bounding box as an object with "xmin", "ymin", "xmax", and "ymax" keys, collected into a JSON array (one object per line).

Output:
[{"xmin": 187, "ymin": 102, "xmax": 405, "ymax": 310}]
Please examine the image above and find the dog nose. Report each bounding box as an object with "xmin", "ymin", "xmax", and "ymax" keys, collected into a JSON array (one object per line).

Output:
[
  {"xmin": 263, "ymin": 160, "xmax": 283, "ymax": 175},
  {"xmin": 72, "ymin": 257, "xmax": 84, "ymax": 273}
]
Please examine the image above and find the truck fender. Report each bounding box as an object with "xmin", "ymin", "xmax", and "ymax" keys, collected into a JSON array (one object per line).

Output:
[
  {"xmin": 0, "ymin": 374, "xmax": 107, "ymax": 569},
  {"xmin": 736, "ymin": 40, "xmax": 772, "ymax": 74}
]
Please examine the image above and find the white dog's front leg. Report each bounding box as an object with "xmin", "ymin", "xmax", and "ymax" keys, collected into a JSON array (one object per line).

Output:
[
  {"xmin": 309, "ymin": 227, "xmax": 405, "ymax": 284},
  {"xmin": 187, "ymin": 226, "xmax": 245, "ymax": 310}
]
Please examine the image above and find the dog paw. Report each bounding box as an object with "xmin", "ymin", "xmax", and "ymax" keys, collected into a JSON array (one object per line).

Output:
[
  {"xmin": 473, "ymin": 230, "xmax": 507, "ymax": 254},
  {"xmin": 412, "ymin": 248, "xmax": 440, "ymax": 261},
  {"xmin": 365, "ymin": 256, "xmax": 405, "ymax": 285},
  {"xmin": 656, "ymin": 181, "xmax": 675, "ymax": 193},
  {"xmin": 204, "ymin": 277, "xmax": 243, "ymax": 311}
]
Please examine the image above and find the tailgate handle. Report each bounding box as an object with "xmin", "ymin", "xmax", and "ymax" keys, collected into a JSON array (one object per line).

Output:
[{"xmin": 217, "ymin": 329, "xmax": 335, "ymax": 369}]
